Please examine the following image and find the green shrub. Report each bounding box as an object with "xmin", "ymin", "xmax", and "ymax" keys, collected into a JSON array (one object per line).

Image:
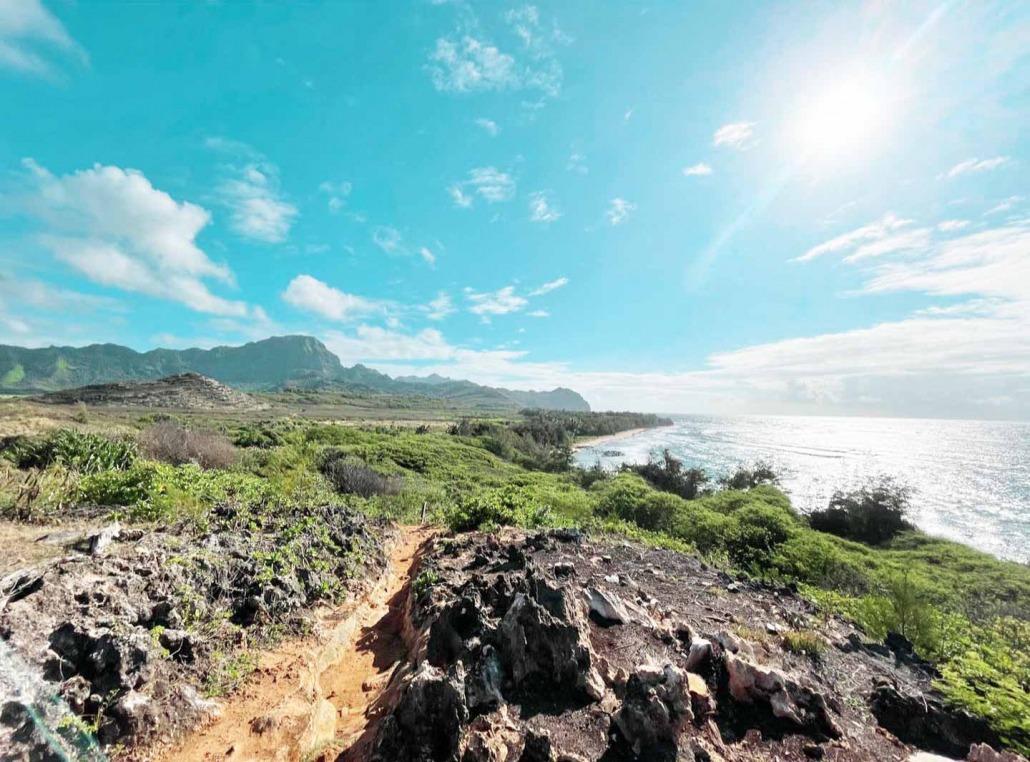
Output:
[
  {"xmin": 783, "ymin": 630, "xmax": 826, "ymax": 659},
  {"xmin": 442, "ymin": 485, "xmax": 555, "ymax": 532},
  {"xmin": 6, "ymin": 430, "xmax": 136, "ymax": 474},
  {"xmin": 720, "ymin": 461, "xmax": 778, "ymax": 490},
  {"xmin": 724, "ymin": 504, "xmax": 795, "ymax": 569},
  {"xmin": 809, "ymin": 477, "xmax": 912, "ymax": 545},
  {"xmin": 79, "ymin": 464, "xmax": 156, "ymax": 507},
  {"xmin": 628, "ymin": 449, "xmax": 708, "ymax": 500}
]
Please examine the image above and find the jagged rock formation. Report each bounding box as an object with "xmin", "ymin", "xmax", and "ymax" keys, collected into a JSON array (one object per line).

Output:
[
  {"xmin": 32, "ymin": 372, "xmax": 265, "ymax": 411},
  {"xmin": 0, "ymin": 507, "xmax": 387, "ymax": 757},
  {"xmin": 370, "ymin": 530, "xmax": 1024, "ymax": 762}
]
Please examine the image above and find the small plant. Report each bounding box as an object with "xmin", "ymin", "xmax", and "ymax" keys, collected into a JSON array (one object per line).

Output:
[
  {"xmin": 6, "ymin": 429, "xmax": 136, "ymax": 474},
  {"xmin": 319, "ymin": 451, "xmax": 401, "ymax": 498},
  {"xmin": 203, "ymin": 649, "xmax": 258, "ymax": 697},
  {"xmin": 412, "ymin": 569, "xmax": 440, "ymax": 600},
  {"xmin": 783, "ymin": 630, "xmax": 826, "ymax": 659}
]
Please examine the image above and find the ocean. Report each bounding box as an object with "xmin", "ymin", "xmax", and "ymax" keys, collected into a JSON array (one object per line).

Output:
[{"xmin": 574, "ymin": 415, "xmax": 1030, "ymax": 564}]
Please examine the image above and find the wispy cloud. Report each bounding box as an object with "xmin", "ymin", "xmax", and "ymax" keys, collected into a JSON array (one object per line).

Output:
[
  {"xmin": 18, "ymin": 158, "xmax": 253, "ymax": 318},
  {"xmin": 423, "ymin": 292, "xmax": 455, "ymax": 321},
  {"xmin": 373, "ymin": 226, "xmax": 404, "ymax": 254},
  {"xmin": 567, "ymin": 152, "xmax": 588, "ymax": 174},
  {"xmin": 529, "ymin": 277, "xmax": 568, "ymax": 296},
  {"xmin": 465, "ymin": 285, "xmax": 528, "ymax": 317},
  {"xmin": 984, "ymin": 196, "xmax": 1023, "ymax": 216},
  {"xmin": 607, "ymin": 198, "xmax": 636, "ymax": 226},
  {"xmin": 0, "ymin": 0, "xmax": 87, "ymax": 77},
  {"xmin": 712, "ymin": 122, "xmax": 757, "ymax": 150},
  {"xmin": 207, "ymin": 139, "xmax": 297, "ymax": 243},
  {"xmin": 418, "ymin": 246, "xmax": 436, "ymax": 265},
  {"xmin": 795, "ymin": 213, "xmax": 913, "ymax": 262},
  {"xmin": 528, "ymin": 191, "xmax": 561, "ymax": 224},
  {"xmin": 474, "ymin": 117, "xmax": 499, "ymax": 136},
  {"xmin": 937, "ymin": 219, "xmax": 970, "ymax": 232},
  {"xmin": 682, "ymin": 162, "xmax": 713, "ymax": 177},
  {"xmin": 448, "ymin": 166, "xmax": 516, "ymax": 208},
  {"xmin": 318, "ymin": 180, "xmax": 352, "ymax": 213},
  {"xmin": 426, "ymin": 4, "xmax": 566, "ymax": 97},
  {"xmin": 527, "ymin": 309, "xmax": 549, "ymax": 318},
  {"xmin": 947, "ymin": 156, "xmax": 1010, "ymax": 178}
]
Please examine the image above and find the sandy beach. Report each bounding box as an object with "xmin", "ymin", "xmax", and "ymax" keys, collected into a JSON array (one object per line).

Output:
[{"xmin": 572, "ymin": 427, "xmax": 650, "ymax": 451}]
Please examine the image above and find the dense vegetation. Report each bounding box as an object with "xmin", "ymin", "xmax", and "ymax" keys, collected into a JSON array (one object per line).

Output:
[{"xmin": 0, "ymin": 414, "xmax": 1027, "ymax": 753}]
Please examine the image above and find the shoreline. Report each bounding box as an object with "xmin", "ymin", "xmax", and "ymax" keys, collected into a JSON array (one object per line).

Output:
[{"xmin": 572, "ymin": 427, "xmax": 651, "ymax": 451}]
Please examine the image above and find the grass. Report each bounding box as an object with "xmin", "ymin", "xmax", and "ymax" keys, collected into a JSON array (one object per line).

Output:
[{"xmin": 1, "ymin": 410, "xmax": 1027, "ymax": 754}]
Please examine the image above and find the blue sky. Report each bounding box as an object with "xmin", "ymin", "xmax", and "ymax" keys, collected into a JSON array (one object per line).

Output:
[{"xmin": 0, "ymin": 0, "xmax": 1027, "ymax": 417}]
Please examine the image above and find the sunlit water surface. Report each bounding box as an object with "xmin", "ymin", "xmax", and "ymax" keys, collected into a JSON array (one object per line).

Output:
[{"xmin": 574, "ymin": 415, "xmax": 1030, "ymax": 563}]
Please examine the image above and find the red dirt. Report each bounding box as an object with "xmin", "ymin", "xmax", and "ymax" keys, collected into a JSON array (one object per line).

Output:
[{"xmin": 153, "ymin": 525, "xmax": 433, "ymax": 762}]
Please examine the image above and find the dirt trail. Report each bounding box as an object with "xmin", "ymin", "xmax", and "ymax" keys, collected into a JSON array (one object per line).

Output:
[{"xmin": 155, "ymin": 525, "xmax": 432, "ymax": 762}]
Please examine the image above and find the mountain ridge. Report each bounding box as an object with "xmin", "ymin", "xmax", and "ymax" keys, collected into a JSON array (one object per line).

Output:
[{"xmin": 0, "ymin": 335, "xmax": 590, "ymax": 411}]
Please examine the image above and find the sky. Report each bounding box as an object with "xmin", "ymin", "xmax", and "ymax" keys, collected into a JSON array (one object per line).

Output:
[{"xmin": 0, "ymin": 0, "xmax": 1027, "ymax": 419}]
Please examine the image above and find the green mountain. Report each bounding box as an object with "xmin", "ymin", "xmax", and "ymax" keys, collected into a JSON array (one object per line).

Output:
[{"xmin": 0, "ymin": 336, "xmax": 590, "ymax": 411}]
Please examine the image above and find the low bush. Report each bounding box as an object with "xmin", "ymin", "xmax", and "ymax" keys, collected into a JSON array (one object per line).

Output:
[
  {"xmin": 783, "ymin": 630, "xmax": 826, "ymax": 660},
  {"xmin": 442, "ymin": 485, "xmax": 555, "ymax": 532},
  {"xmin": 320, "ymin": 450, "xmax": 402, "ymax": 498},
  {"xmin": 724, "ymin": 503, "xmax": 795, "ymax": 569},
  {"xmin": 140, "ymin": 422, "xmax": 238, "ymax": 470},
  {"xmin": 4, "ymin": 429, "xmax": 136, "ymax": 474},
  {"xmin": 809, "ymin": 477, "xmax": 912, "ymax": 545},
  {"xmin": 720, "ymin": 461, "xmax": 779, "ymax": 490},
  {"xmin": 628, "ymin": 449, "xmax": 708, "ymax": 500}
]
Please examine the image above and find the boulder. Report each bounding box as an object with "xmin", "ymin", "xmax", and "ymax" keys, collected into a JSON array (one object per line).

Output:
[
  {"xmin": 724, "ymin": 652, "xmax": 841, "ymax": 739},
  {"xmin": 373, "ymin": 662, "xmax": 468, "ymax": 762},
  {"xmin": 870, "ymin": 678, "xmax": 999, "ymax": 758},
  {"xmin": 612, "ymin": 663, "xmax": 694, "ymax": 756}
]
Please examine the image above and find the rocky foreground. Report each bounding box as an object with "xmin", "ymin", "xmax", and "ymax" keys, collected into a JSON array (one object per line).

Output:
[
  {"xmin": 0, "ymin": 507, "xmax": 387, "ymax": 760},
  {"xmin": 371, "ymin": 529, "xmax": 1024, "ymax": 762}
]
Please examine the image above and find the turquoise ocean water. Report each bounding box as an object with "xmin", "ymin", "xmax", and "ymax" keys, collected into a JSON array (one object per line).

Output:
[{"xmin": 574, "ymin": 415, "xmax": 1030, "ymax": 563}]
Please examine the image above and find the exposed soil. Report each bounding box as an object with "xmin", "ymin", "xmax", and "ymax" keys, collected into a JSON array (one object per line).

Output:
[{"xmin": 154, "ymin": 525, "xmax": 434, "ymax": 762}]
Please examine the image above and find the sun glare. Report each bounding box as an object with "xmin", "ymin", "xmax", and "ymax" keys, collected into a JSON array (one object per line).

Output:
[{"xmin": 792, "ymin": 72, "xmax": 889, "ymax": 162}]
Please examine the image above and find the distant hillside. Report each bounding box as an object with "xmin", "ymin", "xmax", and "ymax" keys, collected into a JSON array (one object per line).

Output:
[
  {"xmin": 33, "ymin": 373, "xmax": 265, "ymax": 411},
  {"xmin": 0, "ymin": 336, "xmax": 590, "ymax": 412}
]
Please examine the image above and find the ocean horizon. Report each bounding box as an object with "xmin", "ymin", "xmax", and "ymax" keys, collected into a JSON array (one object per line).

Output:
[{"xmin": 574, "ymin": 413, "xmax": 1030, "ymax": 564}]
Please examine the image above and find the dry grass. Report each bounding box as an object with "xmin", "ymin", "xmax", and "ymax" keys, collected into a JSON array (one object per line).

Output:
[{"xmin": 140, "ymin": 422, "xmax": 238, "ymax": 470}]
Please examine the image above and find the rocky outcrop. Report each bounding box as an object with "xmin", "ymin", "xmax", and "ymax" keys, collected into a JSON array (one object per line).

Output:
[
  {"xmin": 34, "ymin": 372, "xmax": 265, "ymax": 411},
  {"xmin": 0, "ymin": 505, "xmax": 386, "ymax": 757},
  {"xmin": 367, "ymin": 529, "xmax": 1022, "ymax": 762}
]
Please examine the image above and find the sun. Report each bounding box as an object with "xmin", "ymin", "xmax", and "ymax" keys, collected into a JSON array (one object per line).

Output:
[{"xmin": 791, "ymin": 72, "xmax": 889, "ymax": 162}]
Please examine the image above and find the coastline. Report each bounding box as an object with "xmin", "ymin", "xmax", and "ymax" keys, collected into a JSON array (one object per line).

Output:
[{"xmin": 572, "ymin": 427, "xmax": 650, "ymax": 451}]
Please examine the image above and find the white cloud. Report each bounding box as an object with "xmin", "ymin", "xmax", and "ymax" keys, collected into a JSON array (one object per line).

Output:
[
  {"xmin": 0, "ymin": 0, "xmax": 86, "ymax": 76},
  {"xmin": 418, "ymin": 246, "xmax": 436, "ymax": 265},
  {"xmin": 448, "ymin": 167, "xmax": 516, "ymax": 207},
  {"xmin": 607, "ymin": 198, "xmax": 636, "ymax": 226},
  {"xmin": 984, "ymin": 196, "xmax": 1023, "ymax": 216},
  {"xmin": 937, "ymin": 219, "xmax": 970, "ymax": 232},
  {"xmin": 318, "ymin": 179, "xmax": 352, "ymax": 213},
  {"xmin": 423, "ymin": 292, "xmax": 455, "ymax": 321},
  {"xmin": 567, "ymin": 152, "xmax": 588, "ymax": 174},
  {"xmin": 19, "ymin": 159, "xmax": 252, "ymax": 317},
  {"xmin": 682, "ymin": 162, "xmax": 713, "ymax": 177},
  {"xmin": 0, "ymin": 272, "xmax": 120, "ymax": 313},
  {"xmin": 474, "ymin": 117, "xmax": 499, "ymax": 136},
  {"xmin": 466, "ymin": 285, "xmax": 527, "ymax": 317},
  {"xmin": 527, "ymin": 310, "xmax": 549, "ymax": 318},
  {"xmin": 427, "ymin": 5, "xmax": 565, "ymax": 97},
  {"xmin": 845, "ymin": 227, "xmax": 933, "ymax": 263},
  {"xmin": 325, "ymin": 325, "xmax": 456, "ymax": 361},
  {"xmin": 428, "ymin": 36, "xmax": 519, "ymax": 93},
  {"xmin": 282, "ymin": 275, "xmax": 387, "ymax": 321},
  {"xmin": 712, "ymin": 122, "xmax": 757, "ymax": 150},
  {"xmin": 947, "ymin": 156, "xmax": 1010, "ymax": 178},
  {"xmin": 529, "ymin": 277, "xmax": 568, "ymax": 296},
  {"xmin": 206, "ymin": 140, "xmax": 296, "ymax": 242},
  {"xmin": 528, "ymin": 191, "xmax": 561, "ymax": 224},
  {"xmin": 795, "ymin": 212, "xmax": 914, "ymax": 262},
  {"xmin": 373, "ymin": 226, "xmax": 404, "ymax": 254}
]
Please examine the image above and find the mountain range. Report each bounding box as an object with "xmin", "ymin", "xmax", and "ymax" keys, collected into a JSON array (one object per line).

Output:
[{"xmin": 0, "ymin": 335, "xmax": 590, "ymax": 412}]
